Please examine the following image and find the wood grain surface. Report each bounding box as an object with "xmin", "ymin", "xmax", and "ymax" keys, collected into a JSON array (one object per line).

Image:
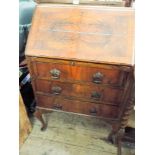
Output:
[
  {"xmin": 35, "ymin": 79, "xmax": 123, "ymax": 104},
  {"xmin": 36, "ymin": 94, "xmax": 119, "ymax": 118},
  {"xmin": 19, "ymin": 93, "xmax": 32, "ymax": 147},
  {"xmin": 26, "ymin": 4, "xmax": 134, "ymax": 65},
  {"xmin": 32, "ymin": 59, "xmax": 125, "ymax": 86}
]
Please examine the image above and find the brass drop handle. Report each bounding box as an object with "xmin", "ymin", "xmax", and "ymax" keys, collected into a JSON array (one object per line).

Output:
[
  {"xmin": 91, "ymin": 91, "xmax": 101, "ymax": 100},
  {"xmin": 51, "ymin": 86, "xmax": 62, "ymax": 95},
  {"xmin": 50, "ymin": 69, "xmax": 61, "ymax": 79},
  {"xmin": 53, "ymin": 104, "xmax": 62, "ymax": 110},
  {"xmin": 89, "ymin": 107, "xmax": 97, "ymax": 116},
  {"xmin": 92, "ymin": 72, "xmax": 103, "ymax": 84}
]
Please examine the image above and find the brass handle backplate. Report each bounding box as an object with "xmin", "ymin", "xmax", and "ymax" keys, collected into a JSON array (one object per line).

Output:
[
  {"xmin": 50, "ymin": 69, "xmax": 61, "ymax": 79},
  {"xmin": 92, "ymin": 72, "xmax": 103, "ymax": 84},
  {"xmin": 89, "ymin": 108, "xmax": 97, "ymax": 116},
  {"xmin": 53, "ymin": 104, "xmax": 62, "ymax": 110},
  {"xmin": 91, "ymin": 91, "xmax": 101, "ymax": 100},
  {"xmin": 51, "ymin": 86, "xmax": 62, "ymax": 95}
]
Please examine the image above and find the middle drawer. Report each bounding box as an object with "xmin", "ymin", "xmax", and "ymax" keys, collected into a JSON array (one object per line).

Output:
[{"xmin": 35, "ymin": 79, "xmax": 122, "ymax": 105}]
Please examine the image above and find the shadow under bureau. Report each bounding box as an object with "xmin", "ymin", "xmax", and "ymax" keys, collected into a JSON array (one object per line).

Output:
[{"xmin": 25, "ymin": 4, "xmax": 135, "ymax": 147}]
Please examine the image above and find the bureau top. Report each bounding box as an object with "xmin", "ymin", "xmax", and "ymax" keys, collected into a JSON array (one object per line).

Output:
[{"xmin": 26, "ymin": 4, "xmax": 134, "ymax": 66}]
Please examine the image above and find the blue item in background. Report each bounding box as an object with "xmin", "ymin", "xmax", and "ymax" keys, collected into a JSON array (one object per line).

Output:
[{"xmin": 19, "ymin": 0, "xmax": 36, "ymax": 62}]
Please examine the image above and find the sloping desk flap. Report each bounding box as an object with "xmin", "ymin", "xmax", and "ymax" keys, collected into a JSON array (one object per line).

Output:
[{"xmin": 26, "ymin": 4, "xmax": 134, "ymax": 66}]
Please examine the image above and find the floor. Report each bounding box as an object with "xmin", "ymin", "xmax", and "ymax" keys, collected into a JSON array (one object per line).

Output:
[{"xmin": 20, "ymin": 111, "xmax": 135, "ymax": 155}]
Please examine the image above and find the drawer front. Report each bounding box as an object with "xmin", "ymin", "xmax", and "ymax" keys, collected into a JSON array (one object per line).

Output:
[
  {"xmin": 35, "ymin": 79, "xmax": 122, "ymax": 105},
  {"xmin": 36, "ymin": 94, "xmax": 119, "ymax": 119},
  {"xmin": 33, "ymin": 61, "xmax": 124, "ymax": 86}
]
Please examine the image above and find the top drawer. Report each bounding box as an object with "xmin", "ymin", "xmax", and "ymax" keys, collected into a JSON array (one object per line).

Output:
[{"xmin": 31, "ymin": 58, "xmax": 126, "ymax": 86}]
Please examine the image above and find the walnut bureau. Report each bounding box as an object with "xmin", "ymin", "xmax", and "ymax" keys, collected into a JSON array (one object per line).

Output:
[{"xmin": 25, "ymin": 4, "xmax": 135, "ymax": 144}]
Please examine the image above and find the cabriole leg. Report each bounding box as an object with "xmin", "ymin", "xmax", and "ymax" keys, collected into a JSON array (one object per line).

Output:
[
  {"xmin": 34, "ymin": 108, "xmax": 47, "ymax": 131},
  {"xmin": 108, "ymin": 123, "xmax": 120, "ymax": 144}
]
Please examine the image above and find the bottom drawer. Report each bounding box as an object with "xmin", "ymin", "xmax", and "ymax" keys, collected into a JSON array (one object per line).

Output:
[{"xmin": 36, "ymin": 94, "xmax": 119, "ymax": 119}]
